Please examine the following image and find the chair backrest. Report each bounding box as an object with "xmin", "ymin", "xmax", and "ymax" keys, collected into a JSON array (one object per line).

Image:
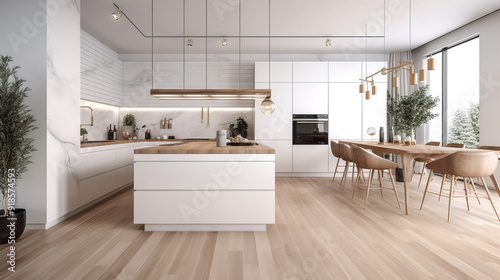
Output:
[
  {"xmin": 338, "ymin": 143, "xmax": 353, "ymax": 162},
  {"xmin": 426, "ymin": 151, "xmax": 498, "ymax": 177},
  {"xmin": 426, "ymin": 141, "xmax": 440, "ymax": 146},
  {"xmin": 446, "ymin": 143, "xmax": 465, "ymax": 148},
  {"xmin": 350, "ymin": 146, "xmax": 398, "ymax": 170},
  {"xmin": 479, "ymin": 145, "xmax": 500, "ymax": 151},
  {"xmin": 331, "ymin": 140, "xmax": 341, "ymax": 157}
]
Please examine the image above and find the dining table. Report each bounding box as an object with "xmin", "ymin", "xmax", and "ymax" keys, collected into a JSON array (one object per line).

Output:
[{"xmin": 341, "ymin": 141, "xmax": 500, "ymax": 215}]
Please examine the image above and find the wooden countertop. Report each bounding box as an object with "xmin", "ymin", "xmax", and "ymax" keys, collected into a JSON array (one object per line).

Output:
[
  {"xmin": 134, "ymin": 141, "xmax": 275, "ymax": 154},
  {"xmin": 80, "ymin": 139, "xmax": 215, "ymax": 148}
]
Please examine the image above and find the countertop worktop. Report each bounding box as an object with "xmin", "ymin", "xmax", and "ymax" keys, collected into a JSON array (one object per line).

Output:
[
  {"xmin": 80, "ymin": 138, "xmax": 215, "ymax": 148},
  {"xmin": 134, "ymin": 141, "xmax": 275, "ymax": 154}
]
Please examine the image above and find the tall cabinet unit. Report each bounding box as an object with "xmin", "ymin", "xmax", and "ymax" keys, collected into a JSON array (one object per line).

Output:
[
  {"xmin": 255, "ymin": 61, "xmax": 387, "ymax": 175},
  {"xmin": 255, "ymin": 62, "xmax": 293, "ymax": 172}
]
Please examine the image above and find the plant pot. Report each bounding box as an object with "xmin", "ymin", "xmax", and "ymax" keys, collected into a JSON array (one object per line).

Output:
[
  {"xmin": 0, "ymin": 208, "xmax": 26, "ymax": 244},
  {"xmin": 395, "ymin": 168, "xmax": 404, "ymax": 182},
  {"xmin": 239, "ymin": 130, "xmax": 247, "ymax": 138},
  {"xmin": 122, "ymin": 125, "xmax": 135, "ymax": 139}
]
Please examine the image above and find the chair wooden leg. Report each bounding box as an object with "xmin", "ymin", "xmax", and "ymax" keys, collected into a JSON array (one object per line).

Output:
[
  {"xmin": 417, "ymin": 162, "xmax": 426, "ymax": 188},
  {"xmin": 480, "ymin": 177, "xmax": 500, "ymax": 222},
  {"xmin": 353, "ymin": 167, "xmax": 362, "ymax": 199},
  {"xmin": 341, "ymin": 161, "xmax": 350, "ymax": 191},
  {"xmin": 351, "ymin": 162, "xmax": 355, "ymax": 182},
  {"xmin": 420, "ymin": 170, "xmax": 434, "ymax": 210},
  {"xmin": 438, "ymin": 175, "xmax": 446, "ymax": 201},
  {"xmin": 332, "ymin": 158, "xmax": 340, "ymax": 183},
  {"xmin": 448, "ymin": 175, "xmax": 455, "ymax": 223},
  {"xmin": 468, "ymin": 178, "xmax": 481, "ymax": 204},
  {"xmin": 388, "ymin": 169, "xmax": 401, "ymax": 209},
  {"xmin": 378, "ymin": 170, "xmax": 384, "ymax": 198},
  {"xmin": 411, "ymin": 160, "xmax": 416, "ymax": 179},
  {"xmin": 365, "ymin": 169, "xmax": 374, "ymax": 209},
  {"xmin": 463, "ymin": 177, "xmax": 470, "ymax": 211}
]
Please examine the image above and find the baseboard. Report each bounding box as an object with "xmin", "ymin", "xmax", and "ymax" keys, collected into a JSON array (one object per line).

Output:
[{"xmin": 27, "ymin": 183, "xmax": 133, "ymax": 230}]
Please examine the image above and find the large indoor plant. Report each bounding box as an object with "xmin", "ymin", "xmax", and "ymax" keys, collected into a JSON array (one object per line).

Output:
[
  {"xmin": 0, "ymin": 56, "xmax": 37, "ymax": 243},
  {"xmin": 387, "ymin": 84, "xmax": 440, "ymax": 141},
  {"xmin": 122, "ymin": 114, "xmax": 136, "ymax": 139}
]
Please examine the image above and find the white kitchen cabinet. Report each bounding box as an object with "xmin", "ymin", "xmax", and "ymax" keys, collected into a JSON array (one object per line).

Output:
[
  {"xmin": 255, "ymin": 83, "xmax": 292, "ymax": 140},
  {"xmin": 255, "ymin": 62, "xmax": 293, "ymax": 83},
  {"xmin": 75, "ymin": 152, "xmax": 102, "ymax": 180},
  {"xmin": 292, "ymin": 83, "xmax": 328, "ymax": 114},
  {"xmin": 329, "ymin": 83, "xmax": 362, "ymax": 140},
  {"xmin": 362, "ymin": 83, "xmax": 387, "ymax": 141},
  {"xmin": 293, "ymin": 62, "xmax": 328, "ymax": 82},
  {"xmin": 329, "ymin": 61, "xmax": 364, "ymax": 83},
  {"xmin": 293, "ymin": 145, "xmax": 329, "ymax": 172},
  {"xmin": 256, "ymin": 140, "xmax": 293, "ymax": 172}
]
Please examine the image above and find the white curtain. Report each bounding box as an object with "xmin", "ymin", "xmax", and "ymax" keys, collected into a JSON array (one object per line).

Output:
[{"xmin": 388, "ymin": 51, "xmax": 413, "ymax": 97}]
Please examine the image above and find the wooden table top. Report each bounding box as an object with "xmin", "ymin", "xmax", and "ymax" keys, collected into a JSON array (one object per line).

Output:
[
  {"xmin": 343, "ymin": 141, "xmax": 500, "ymax": 158},
  {"xmin": 134, "ymin": 141, "xmax": 275, "ymax": 154}
]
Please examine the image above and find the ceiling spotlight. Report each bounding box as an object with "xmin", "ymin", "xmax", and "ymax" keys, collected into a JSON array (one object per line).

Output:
[
  {"xmin": 325, "ymin": 38, "xmax": 332, "ymax": 47},
  {"xmin": 111, "ymin": 10, "xmax": 122, "ymax": 20},
  {"xmin": 186, "ymin": 38, "xmax": 193, "ymax": 47},
  {"xmin": 221, "ymin": 38, "xmax": 228, "ymax": 46}
]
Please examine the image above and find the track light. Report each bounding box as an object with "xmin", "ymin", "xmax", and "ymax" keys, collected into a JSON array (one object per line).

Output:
[
  {"xmin": 186, "ymin": 38, "xmax": 193, "ymax": 47},
  {"xmin": 325, "ymin": 38, "xmax": 332, "ymax": 47},
  {"xmin": 112, "ymin": 10, "xmax": 122, "ymax": 20},
  {"xmin": 221, "ymin": 38, "xmax": 228, "ymax": 46}
]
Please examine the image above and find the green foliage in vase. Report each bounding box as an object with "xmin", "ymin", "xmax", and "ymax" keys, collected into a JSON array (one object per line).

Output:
[
  {"xmin": 387, "ymin": 85, "xmax": 439, "ymax": 136},
  {"xmin": 228, "ymin": 117, "xmax": 248, "ymax": 137},
  {"xmin": 0, "ymin": 56, "xmax": 37, "ymax": 216},
  {"xmin": 123, "ymin": 114, "xmax": 136, "ymax": 126},
  {"xmin": 80, "ymin": 128, "xmax": 88, "ymax": 136}
]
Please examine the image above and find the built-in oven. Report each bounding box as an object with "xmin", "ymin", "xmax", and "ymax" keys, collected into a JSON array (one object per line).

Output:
[{"xmin": 292, "ymin": 114, "xmax": 329, "ymax": 145}]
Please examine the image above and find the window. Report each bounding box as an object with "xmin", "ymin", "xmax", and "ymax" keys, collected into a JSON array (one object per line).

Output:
[{"xmin": 427, "ymin": 37, "xmax": 479, "ymax": 148}]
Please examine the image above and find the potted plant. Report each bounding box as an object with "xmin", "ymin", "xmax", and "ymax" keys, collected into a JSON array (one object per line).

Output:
[
  {"xmin": 80, "ymin": 127, "xmax": 88, "ymax": 143},
  {"xmin": 122, "ymin": 114, "xmax": 136, "ymax": 139},
  {"xmin": 387, "ymin": 85, "xmax": 440, "ymax": 142},
  {"xmin": 229, "ymin": 117, "xmax": 248, "ymax": 138},
  {"xmin": 0, "ymin": 56, "xmax": 37, "ymax": 243}
]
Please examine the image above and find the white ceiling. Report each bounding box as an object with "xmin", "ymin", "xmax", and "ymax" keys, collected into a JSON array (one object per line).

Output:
[{"xmin": 81, "ymin": 0, "xmax": 500, "ymax": 55}]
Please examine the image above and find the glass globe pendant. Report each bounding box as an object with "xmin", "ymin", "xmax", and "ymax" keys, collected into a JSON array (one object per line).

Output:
[{"xmin": 260, "ymin": 96, "xmax": 275, "ymax": 115}]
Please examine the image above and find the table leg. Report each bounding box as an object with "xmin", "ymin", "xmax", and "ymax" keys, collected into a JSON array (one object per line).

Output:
[
  {"xmin": 490, "ymin": 175, "xmax": 500, "ymax": 197},
  {"xmin": 400, "ymin": 154, "xmax": 414, "ymax": 215}
]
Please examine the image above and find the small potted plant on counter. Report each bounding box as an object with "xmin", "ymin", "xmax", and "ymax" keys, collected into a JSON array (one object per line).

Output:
[
  {"xmin": 80, "ymin": 127, "xmax": 88, "ymax": 143},
  {"xmin": 0, "ymin": 56, "xmax": 37, "ymax": 243},
  {"xmin": 122, "ymin": 114, "xmax": 136, "ymax": 139},
  {"xmin": 229, "ymin": 117, "xmax": 248, "ymax": 138}
]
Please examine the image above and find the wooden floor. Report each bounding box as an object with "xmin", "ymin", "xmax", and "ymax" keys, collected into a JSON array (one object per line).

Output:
[{"xmin": 2, "ymin": 175, "xmax": 500, "ymax": 279}]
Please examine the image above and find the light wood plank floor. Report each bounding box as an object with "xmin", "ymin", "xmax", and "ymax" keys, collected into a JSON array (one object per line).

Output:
[{"xmin": 2, "ymin": 175, "xmax": 500, "ymax": 279}]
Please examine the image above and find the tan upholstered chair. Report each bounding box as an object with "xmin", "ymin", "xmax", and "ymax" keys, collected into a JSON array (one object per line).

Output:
[
  {"xmin": 350, "ymin": 146, "xmax": 401, "ymax": 209},
  {"xmin": 331, "ymin": 141, "xmax": 342, "ymax": 183},
  {"xmin": 413, "ymin": 141, "xmax": 441, "ymax": 188},
  {"xmin": 479, "ymin": 146, "xmax": 500, "ymax": 151},
  {"xmin": 420, "ymin": 151, "xmax": 500, "ymax": 222},
  {"xmin": 338, "ymin": 143, "xmax": 355, "ymax": 190}
]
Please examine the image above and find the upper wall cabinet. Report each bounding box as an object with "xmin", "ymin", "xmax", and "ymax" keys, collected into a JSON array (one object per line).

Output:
[
  {"xmin": 293, "ymin": 62, "xmax": 328, "ymax": 82},
  {"xmin": 362, "ymin": 83, "xmax": 387, "ymax": 140},
  {"xmin": 255, "ymin": 62, "xmax": 293, "ymax": 83},
  {"xmin": 329, "ymin": 61, "xmax": 364, "ymax": 83},
  {"xmin": 293, "ymin": 83, "xmax": 328, "ymax": 114}
]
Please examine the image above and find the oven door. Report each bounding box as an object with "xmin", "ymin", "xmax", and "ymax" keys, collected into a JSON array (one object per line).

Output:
[{"xmin": 293, "ymin": 119, "xmax": 329, "ymax": 145}]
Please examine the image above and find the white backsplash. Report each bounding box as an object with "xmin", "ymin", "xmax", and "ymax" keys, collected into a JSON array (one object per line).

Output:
[
  {"xmin": 80, "ymin": 101, "xmax": 120, "ymax": 141},
  {"xmin": 119, "ymin": 108, "xmax": 255, "ymax": 140}
]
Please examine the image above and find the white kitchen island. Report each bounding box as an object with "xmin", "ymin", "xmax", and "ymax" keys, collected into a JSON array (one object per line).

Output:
[{"xmin": 134, "ymin": 141, "xmax": 275, "ymax": 231}]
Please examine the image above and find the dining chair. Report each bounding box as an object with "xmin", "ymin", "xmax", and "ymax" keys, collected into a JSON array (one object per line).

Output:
[
  {"xmin": 435, "ymin": 143, "xmax": 466, "ymax": 198},
  {"xmin": 330, "ymin": 141, "xmax": 342, "ymax": 183},
  {"xmin": 338, "ymin": 143, "xmax": 355, "ymax": 190},
  {"xmin": 350, "ymin": 146, "xmax": 401, "ymax": 209},
  {"xmin": 420, "ymin": 150, "xmax": 500, "ymax": 222},
  {"xmin": 479, "ymin": 145, "xmax": 500, "ymax": 151},
  {"xmin": 412, "ymin": 141, "xmax": 441, "ymax": 188}
]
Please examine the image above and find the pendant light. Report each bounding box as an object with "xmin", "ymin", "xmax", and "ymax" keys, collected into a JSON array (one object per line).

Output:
[
  {"xmin": 260, "ymin": 0, "xmax": 275, "ymax": 115},
  {"xmin": 427, "ymin": 55, "xmax": 435, "ymax": 70}
]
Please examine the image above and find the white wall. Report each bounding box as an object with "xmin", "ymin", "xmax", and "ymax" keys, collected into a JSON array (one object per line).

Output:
[
  {"xmin": 412, "ymin": 10, "xmax": 500, "ymax": 179},
  {"xmin": 81, "ymin": 30, "xmax": 123, "ymax": 106},
  {"xmin": 0, "ymin": 0, "xmax": 81, "ymax": 229},
  {"xmin": 0, "ymin": 0, "xmax": 49, "ymax": 226}
]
